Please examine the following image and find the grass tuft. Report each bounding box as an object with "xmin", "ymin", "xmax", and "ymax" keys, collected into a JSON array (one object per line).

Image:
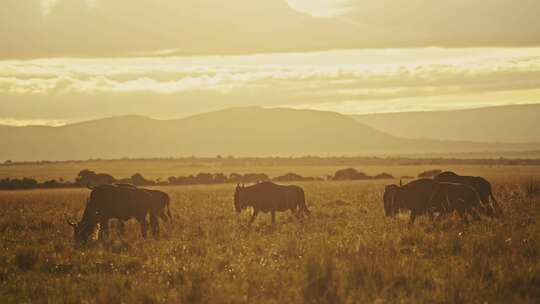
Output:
[
  {"xmin": 15, "ymin": 250, "xmax": 38, "ymax": 271},
  {"xmin": 523, "ymin": 177, "xmax": 540, "ymax": 197}
]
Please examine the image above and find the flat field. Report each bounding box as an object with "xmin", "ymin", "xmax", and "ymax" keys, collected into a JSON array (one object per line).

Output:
[{"xmin": 0, "ymin": 165, "xmax": 539, "ymax": 303}]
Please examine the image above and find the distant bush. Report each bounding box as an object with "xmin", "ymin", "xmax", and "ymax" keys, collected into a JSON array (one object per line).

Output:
[
  {"xmin": 41, "ymin": 180, "xmax": 64, "ymax": 188},
  {"xmin": 333, "ymin": 168, "xmax": 370, "ymax": 180},
  {"xmin": 273, "ymin": 173, "xmax": 320, "ymax": 182},
  {"xmin": 0, "ymin": 178, "xmax": 38, "ymax": 190},
  {"xmin": 273, "ymin": 173, "xmax": 304, "ymax": 182},
  {"xmin": 130, "ymin": 173, "xmax": 155, "ymax": 186},
  {"xmin": 418, "ymin": 169, "xmax": 443, "ymax": 178},
  {"xmin": 166, "ymin": 172, "xmax": 269, "ymax": 185},
  {"xmin": 373, "ymin": 172, "xmax": 394, "ymax": 180},
  {"xmin": 76, "ymin": 169, "xmax": 115, "ymax": 187},
  {"xmin": 228, "ymin": 173, "xmax": 269, "ymax": 183}
]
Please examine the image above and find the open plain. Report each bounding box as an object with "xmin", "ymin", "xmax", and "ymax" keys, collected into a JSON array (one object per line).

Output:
[{"xmin": 0, "ymin": 163, "xmax": 538, "ymax": 303}]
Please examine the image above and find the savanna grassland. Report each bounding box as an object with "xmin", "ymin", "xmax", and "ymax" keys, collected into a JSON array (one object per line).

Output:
[{"xmin": 0, "ymin": 165, "xmax": 539, "ymax": 303}]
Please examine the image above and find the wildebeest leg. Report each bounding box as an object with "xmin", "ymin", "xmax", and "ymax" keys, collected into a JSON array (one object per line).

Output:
[
  {"xmin": 271, "ymin": 211, "xmax": 276, "ymax": 224},
  {"xmin": 458, "ymin": 210, "xmax": 469, "ymax": 225},
  {"xmin": 428, "ymin": 208, "xmax": 436, "ymax": 221},
  {"xmin": 150, "ymin": 214, "xmax": 159, "ymax": 238},
  {"xmin": 99, "ymin": 218, "xmax": 109, "ymax": 240},
  {"xmin": 469, "ymin": 207, "xmax": 481, "ymax": 221},
  {"xmin": 117, "ymin": 220, "xmax": 126, "ymax": 236},
  {"xmin": 249, "ymin": 209, "xmax": 259, "ymax": 225},
  {"xmin": 489, "ymin": 191, "xmax": 501, "ymax": 216},
  {"xmin": 293, "ymin": 208, "xmax": 302, "ymax": 219},
  {"xmin": 137, "ymin": 216, "xmax": 148, "ymax": 238},
  {"xmin": 409, "ymin": 211, "xmax": 417, "ymax": 224}
]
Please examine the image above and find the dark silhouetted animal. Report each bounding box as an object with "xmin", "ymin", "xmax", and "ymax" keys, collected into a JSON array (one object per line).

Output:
[
  {"xmin": 144, "ymin": 189, "xmax": 172, "ymax": 222},
  {"xmin": 113, "ymin": 183, "xmax": 172, "ymax": 222},
  {"xmin": 434, "ymin": 171, "xmax": 499, "ymax": 215},
  {"xmin": 383, "ymin": 178, "xmax": 441, "ymax": 223},
  {"xmin": 384, "ymin": 178, "xmax": 490, "ymax": 224},
  {"xmin": 430, "ymin": 182, "xmax": 486, "ymax": 222},
  {"xmin": 66, "ymin": 185, "xmax": 171, "ymax": 243},
  {"xmin": 110, "ymin": 184, "xmax": 172, "ymax": 235},
  {"xmin": 234, "ymin": 182, "xmax": 310, "ymax": 224},
  {"xmin": 383, "ymin": 184, "xmax": 399, "ymax": 216}
]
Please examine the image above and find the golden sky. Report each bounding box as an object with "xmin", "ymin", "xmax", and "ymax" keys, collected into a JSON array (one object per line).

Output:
[{"xmin": 1, "ymin": 0, "xmax": 540, "ymax": 125}]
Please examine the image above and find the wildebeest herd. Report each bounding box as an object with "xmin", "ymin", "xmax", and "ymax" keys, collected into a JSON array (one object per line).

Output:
[
  {"xmin": 65, "ymin": 171, "xmax": 498, "ymax": 243},
  {"xmin": 384, "ymin": 171, "xmax": 498, "ymax": 223}
]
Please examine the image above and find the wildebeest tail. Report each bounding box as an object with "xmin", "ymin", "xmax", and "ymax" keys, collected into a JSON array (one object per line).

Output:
[
  {"xmin": 489, "ymin": 189, "xmax": 502, "ymax": 216},
  {"xmin": 299, "ymin": 190, "xmax": 311, "ymax": 215},
  {"xmin": 166, "ymin": 196, "xmax": 173, "ymax": 221}
]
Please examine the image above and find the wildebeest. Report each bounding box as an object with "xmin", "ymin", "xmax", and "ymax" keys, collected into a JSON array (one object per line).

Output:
[
  {"xmin": 110, "ymin": 183, "xmax": 172, "ymax": 235},
  {"xmin": 234, "ymin": 181, "xmax": 310, "ymax": 224},
  {"xmin": 430, "ymin": 182, "xmax": 488, "ymax": 222},
  {"xmin": 66, "ymin": 184, "xmax": 171, "ymax": 243},
  {"xmin": 384, "ymin": 178, "xmax": 490, "ymax": 223},
  {"xmin": 114, "ymin": 183, "xmax": 172, "ymax": 222},
  {"xmin": 434, "ymin": 171, "xmax": 499, "ymax": 214},
  {"xmin": 383, "ymin": 184, "xmax": 400, "ymax": 216},
  {"xmin": 383, "ymin": 178, "xmax": 441, "ymax": 223}
]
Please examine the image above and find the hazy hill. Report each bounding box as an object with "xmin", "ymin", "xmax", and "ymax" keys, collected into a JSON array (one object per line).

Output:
[
  {"xmin": 353, "ymin": 104, "xmax": 540, "ymax": 143},
  {"xmin": 1, "ymin": 107, "xmax": 539, "ymax": 161}
]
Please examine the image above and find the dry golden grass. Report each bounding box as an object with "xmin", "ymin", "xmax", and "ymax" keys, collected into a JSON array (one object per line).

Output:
[{"xmin": 0, "ymin": 167, "xmax": 539, "ymax": 303}]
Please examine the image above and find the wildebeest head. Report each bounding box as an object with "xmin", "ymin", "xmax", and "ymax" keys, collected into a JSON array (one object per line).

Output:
[
  {"xmin": 65, "ymin": 199, "xmax": 98, "ymax": 243},
  {"xmin": 234, "ymin": 184, "xmax": 246, "ymax": 212},
  {"xmin": 383, "ymin": 184, "xmax": 400, "ymax": 216},
  {"xmin": 65, "ymin": 214, "xmax": 95, "ymax": 243}
]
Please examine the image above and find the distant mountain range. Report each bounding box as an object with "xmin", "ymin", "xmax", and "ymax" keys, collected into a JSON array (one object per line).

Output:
[
  {"xmin": 353, "ymin": 104, "xmax": 540, "ymax": 143},
  {"xmin": 1, "ymin": 106, "xmax": 539, "ymax": 161}
]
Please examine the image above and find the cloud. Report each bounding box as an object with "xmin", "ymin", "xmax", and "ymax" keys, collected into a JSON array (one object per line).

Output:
[
  {"xmin": 0, "ymin": 47, "xmax": 540, "ymax": 124},
  {"xmin": 2, "ymin": 0, "xmax": 540, "ymax": 59},
  {"xmin": 1, "ymin": 48, "xmax": 540, "ymax": 99},
  {"xmin": 0, "ymin": 117, "xmax": 68, "ymax": 127},
  {"xmin": 285, "ymin": 0, "xmax": 351, "ymax": 17}
]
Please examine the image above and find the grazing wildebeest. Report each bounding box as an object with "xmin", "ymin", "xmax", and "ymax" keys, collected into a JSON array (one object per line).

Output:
[
  {"xmin": 434, "ymin": 171, "xmax": 499, "ymax": 215},
  {"xmin": 113, "ymin": 183, "xmax": 172, "ymax": 222},
  {"xmin": 383, "ymin": 178, "xmax": 441, "ymax": 223},
  {"xmin": 115, "ymin": 187, "xmax": 173, "ymax": 236},
  {"xmin": 234, "ymin": 182, "xmax": 310, "ymax": 224},
  {"xmin": 66, "ymin": 185, "xmax": 171, "ymax": 243},
  {"xmin": 383, "ymin": 184, "xmax": 400, "ymax": 217},
  {"xmin": 429, "ymin": 182, "xmax": 488, "ymax": 222},
  {"xmin": 384, "ymin": 178, "xmax": 490, "ymax": 224},
  {"xmin": 110, "ymin": 183, "xmax": 172, "ymax": 236}
]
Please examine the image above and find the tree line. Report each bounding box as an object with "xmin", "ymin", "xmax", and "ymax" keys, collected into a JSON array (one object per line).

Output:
[{"xmin": 0, "ymin": 168, "xmax": 402, "ymax": 190}]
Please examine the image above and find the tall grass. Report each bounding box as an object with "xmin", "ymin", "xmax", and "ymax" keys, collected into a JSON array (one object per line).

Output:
[{"xmin": 523, "ymin": 177, "xmax": 540, "ymax": 197}]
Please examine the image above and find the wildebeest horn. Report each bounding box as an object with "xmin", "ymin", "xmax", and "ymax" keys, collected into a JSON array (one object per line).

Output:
[
  {"xmin": 399, "ymin": 179, "xmax": 403, "ymax": 187},
  {"xmin": 64, "ymin": 213, "xmax": 76, "ymax": 227}
]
